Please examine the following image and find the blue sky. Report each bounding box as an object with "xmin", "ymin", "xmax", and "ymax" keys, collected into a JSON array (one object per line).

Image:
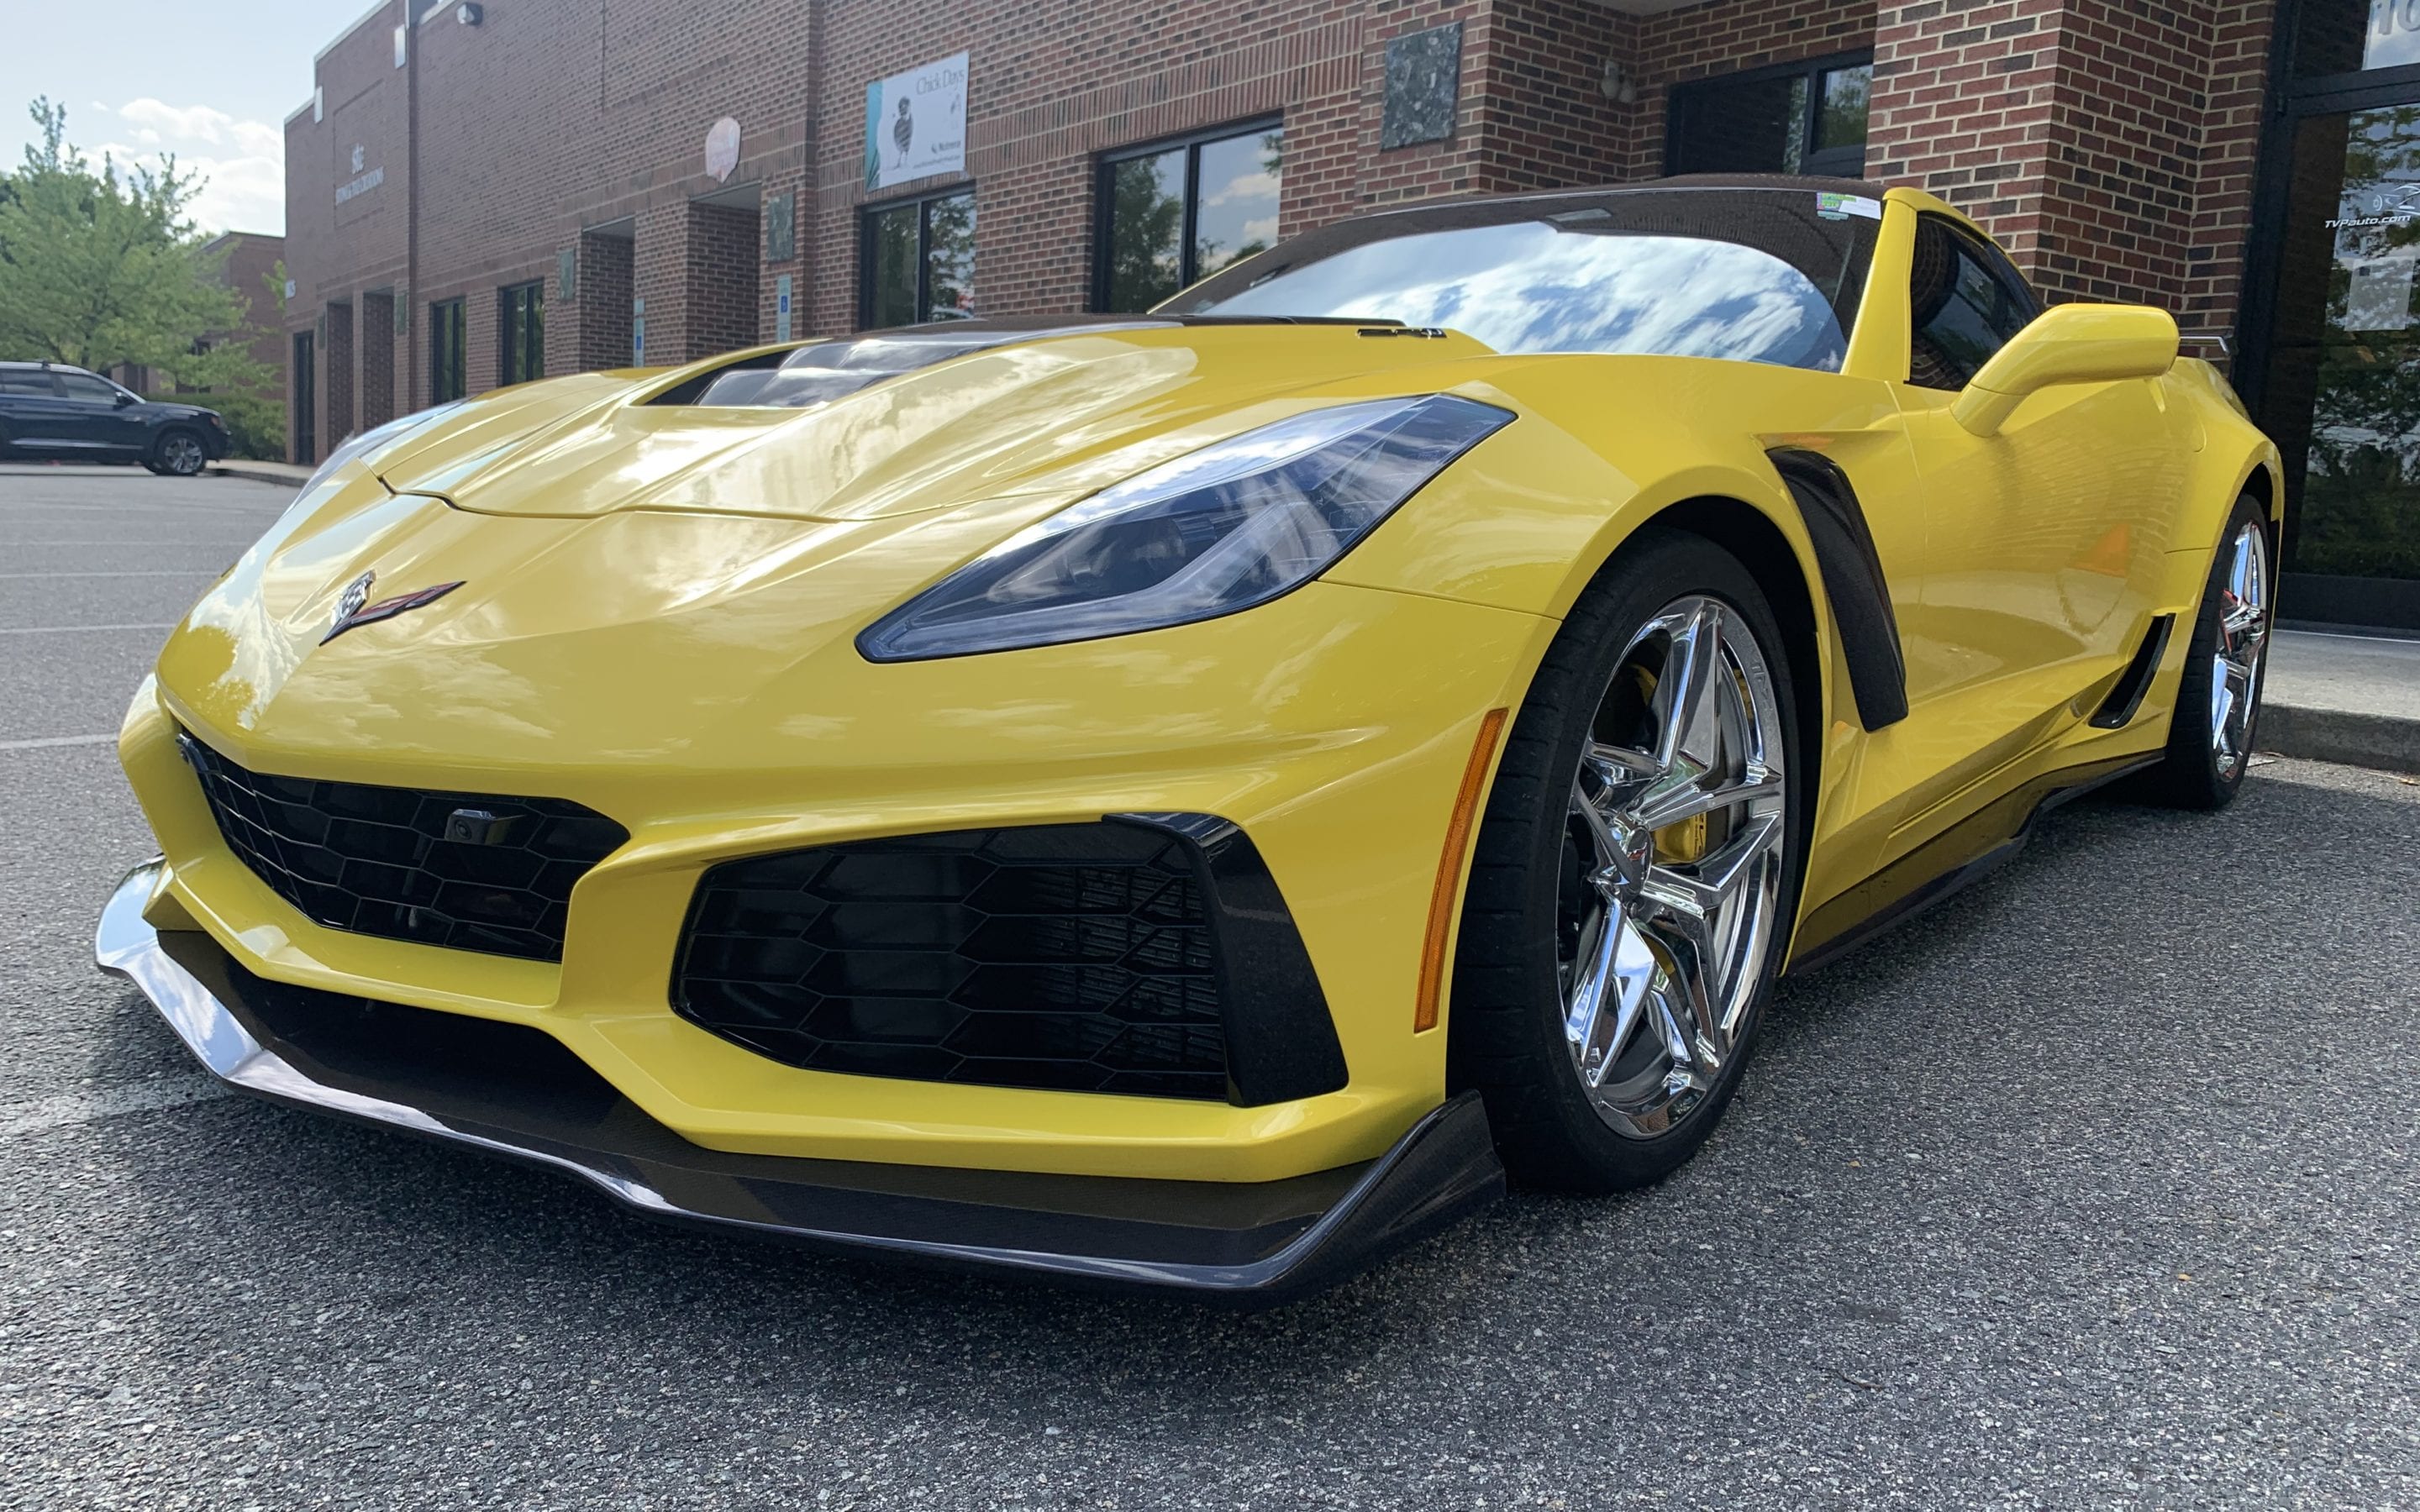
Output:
[{"xmin": 1, "ymin": 0, "xmax": 335, "ymax": 235}]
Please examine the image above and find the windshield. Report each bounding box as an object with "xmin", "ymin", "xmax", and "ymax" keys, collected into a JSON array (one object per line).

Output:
[{"xmin": 1168, "ymin": 185, "xmax": 1881, "ymax": 372}]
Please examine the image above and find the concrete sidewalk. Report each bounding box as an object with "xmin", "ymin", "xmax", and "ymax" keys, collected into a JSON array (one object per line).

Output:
[
  {"xmin": 2264, "ymin": 628, "xmax": 2420, "ymax": 774},
  {"xmin": 209, "ymin": 459, "xmax": 314, "ymax": 488}
]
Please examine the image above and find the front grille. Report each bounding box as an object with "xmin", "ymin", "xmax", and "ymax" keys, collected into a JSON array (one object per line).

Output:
[
  {"xmin": 178, "ymin": 732, "xmax": 627, "ymax": 963},
  {"xmin": 674, "ymin": 825, "xmax": 1231, "ymax": 1099}
]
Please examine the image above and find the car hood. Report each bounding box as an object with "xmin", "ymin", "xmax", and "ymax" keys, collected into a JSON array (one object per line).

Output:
[
  {"xmin": 150, "ymin": 319, "xmax": 1523, "ymax": 773},
  {"xmin": 371, "ymin": 318, "xmax": 1499, "ymax": 522}
]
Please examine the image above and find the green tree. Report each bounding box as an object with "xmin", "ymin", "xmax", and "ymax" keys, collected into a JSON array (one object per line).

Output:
[{"xmin": 0, "ymin": 98, "xmax": 270, "ymax": 398}]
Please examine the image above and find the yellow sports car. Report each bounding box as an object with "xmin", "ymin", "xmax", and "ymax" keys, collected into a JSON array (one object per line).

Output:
[{"xmin": 97, "ymin": 176, "xmax": 2280, "ymax": 1297}]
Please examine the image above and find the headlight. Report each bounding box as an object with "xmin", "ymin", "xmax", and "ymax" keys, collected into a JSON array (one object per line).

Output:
[{"xmin": 857, "ymin": 393, "xmax": 1512, "ymax": 662}]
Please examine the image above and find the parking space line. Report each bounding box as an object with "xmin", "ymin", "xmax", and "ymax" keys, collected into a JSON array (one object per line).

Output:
[
  {"xmin": 0, "ymin": 570, "xmax": 221, "ymax": 579},
  {"xmin": 1, "ymin": 1077, "xmax": 233, "ymax": 1137},
  {"xmin": 0, "ymin": 623, "xmax": 175, "ymax": 634},
  {"xmin": 0, "ymin": 734, "xmax": 117, "ymax": 751}
]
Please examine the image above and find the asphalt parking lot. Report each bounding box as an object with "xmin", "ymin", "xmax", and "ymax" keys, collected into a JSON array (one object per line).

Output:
[{"xmin": 3, "ymin": 459, "xmax": 2417, "ymax": 1509}]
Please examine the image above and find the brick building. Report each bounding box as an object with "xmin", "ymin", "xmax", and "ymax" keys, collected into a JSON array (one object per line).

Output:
[{"xmin": 281, "ymin": 0, "xmax": 2420, "ymax": 630}]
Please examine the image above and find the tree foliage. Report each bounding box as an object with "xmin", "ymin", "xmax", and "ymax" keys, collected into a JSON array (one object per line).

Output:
[{"xmin": 0, "ymin": 98, "xmax": 271, "ymax": 396}]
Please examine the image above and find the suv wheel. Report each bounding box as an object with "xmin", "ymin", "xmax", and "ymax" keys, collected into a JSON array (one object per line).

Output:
[{"xmin": 149, "ymin": 430, "xmax": 208, "ymax": 477}]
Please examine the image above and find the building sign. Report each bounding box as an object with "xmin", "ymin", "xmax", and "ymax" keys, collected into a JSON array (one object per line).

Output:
[
  {"xmin": 2370, "ymin": 0, "xmax": 2420, "ymax": 71},
  {"xmin": 336, "ymin": 144, "xmax": 384, "ymax": 206},
  {"xmin": 704, "ymin": 117, "xmax": 740, "ymax": 184},
  {"xmin": 863, "ymin": 52, "xmax": 967, "ymax": 192},
  {"xmin": 776, "ymin": 274, "xmax": 793, "ymax": 343}
]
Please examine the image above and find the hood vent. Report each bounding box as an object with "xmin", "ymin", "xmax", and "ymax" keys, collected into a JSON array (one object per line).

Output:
[
  {"xmin": 654, "ymin": 314, "xmax": 1408, "ymax": 412},
  {"xmin": 660, "ymin": 319, "xmax": 1176, "ymax": 411}
]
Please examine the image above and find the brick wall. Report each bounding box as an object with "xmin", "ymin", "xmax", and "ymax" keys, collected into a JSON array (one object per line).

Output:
[
  {"xmin": 801, "ymin": 1, "xmax": 1376, "ymax": 334},
  {"xmin": 286, "ymin": 0, "xmax": 2291, "ymax": 403},
  {"xmin": 324, "ymin": 301, "xmax": 355, "ymax": 447},
  {"xmin": 686, "ymin": 203, "xmax": 762, "ymax": 358},
  {"xmin": 585, "ymin": 233, "xmax": 637, "ymax": 369},
  {"xmin": 359, "ymin": 291, "xmax": 395, "ymax": 428},
  {"xmin": 1865, "ymin": 0, "xmax": 2279, "ymax": 360}
]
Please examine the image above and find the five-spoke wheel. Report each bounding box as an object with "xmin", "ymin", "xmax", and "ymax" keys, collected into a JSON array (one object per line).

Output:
[
  {"xmin": 1559, "ymin": 595, "xmax": 1788, "ymax": 1137},
  {"xmin": 2145, "ymin": 496, "xmax": 2273, "ymax": 811},
  {"xmin": 1450, "ymin": 529, "xmax": 1801, "ymax": 1192}
]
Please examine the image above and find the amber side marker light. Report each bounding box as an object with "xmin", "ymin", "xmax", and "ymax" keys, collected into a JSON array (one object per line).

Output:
[{"xmin": 1415, "ymin": 706, "xmax": 1509, "ymax": 1033}]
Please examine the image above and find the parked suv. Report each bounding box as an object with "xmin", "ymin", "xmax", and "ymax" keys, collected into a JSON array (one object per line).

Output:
[{"xmin": 0, "ymin": 362, "xmax": 231, "ymax": 476}]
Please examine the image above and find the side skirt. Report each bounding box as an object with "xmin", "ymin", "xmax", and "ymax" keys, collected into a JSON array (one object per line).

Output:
[{"xmin": 1784, "ymin": 752, "xmax": 2158, "ymax": 974}]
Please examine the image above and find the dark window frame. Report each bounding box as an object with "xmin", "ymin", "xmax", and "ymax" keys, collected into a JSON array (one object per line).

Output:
[
  {"xmin": 1664, "ymin": 49, "xmax": 1876, "ymax": 179},
  {"xmin": 856, "ymin": 185, "xmax": 976, "ymax": 328},
  {"xmin": 1906, "ymin": 212, "xmax": 2044, "ymax": 391},
  {"xmin": 429, "ymin": 297, "xmax": 466, "ymax": 403},
  {"xmin": 1091, "ymin": 115, "xmax": 1286, "ymax": 312},
  {"xmin": 497, "ymin": 280, "xmax": 544, "ymax": 387}
]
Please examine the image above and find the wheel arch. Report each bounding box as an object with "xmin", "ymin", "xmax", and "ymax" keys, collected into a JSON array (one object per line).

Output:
[
  {"xmin": 149, "ymin": 422, "xmax": 205, "ymax": 460},
  {"xmin": 1625, "ymin": 496, "xmax": 1829, "ymax": 873}
]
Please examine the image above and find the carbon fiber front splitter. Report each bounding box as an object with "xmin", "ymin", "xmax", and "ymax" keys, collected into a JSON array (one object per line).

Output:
[{"xmin": 94, "ymin": 862, "xmax": 1502, "ymax": 1300}]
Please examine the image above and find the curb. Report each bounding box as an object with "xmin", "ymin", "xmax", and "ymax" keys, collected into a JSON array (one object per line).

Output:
[
  {"xmin": 2261, "ymin": 703, "xmax": 2420, "ymax": 776},
  {"xmin": 208, "ymin": 462, "xmax": 311, "ymax": 489}
]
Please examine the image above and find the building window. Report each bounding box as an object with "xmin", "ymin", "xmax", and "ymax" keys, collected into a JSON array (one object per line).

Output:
[
  {"xmin": 2291, "ymin": 0, "xmax": 2420, "ymax": 78},
  {"xmin": 1096, "ymin": 122, "xmax": 1284, "ymax": 312},
  {"xmin": 499, "ymin": 281, "xmax": 544, "ymax": 386},
  {"xmin": 860, "ymin": 188, "xmax": 976, "ymax": 328},
  {"xmin": 1667, "ymin": 53, "xmax": 1872, "ymax": 178},
  {"xmin": 429, "ymin": 298, "xmax": 466, "ymax": 402}
]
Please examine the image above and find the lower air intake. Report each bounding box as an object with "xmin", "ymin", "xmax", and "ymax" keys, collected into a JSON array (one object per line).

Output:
[
  {"xmin": 673, "ymin": 817, "xmax": 1349, "ymax": 1105},
  {"xmin": 178, "ymin": 732, "xmax": 626, "ymax": 963}
]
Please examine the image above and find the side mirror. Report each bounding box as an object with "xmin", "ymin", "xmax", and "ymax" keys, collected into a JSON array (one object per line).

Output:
[
  {"xmin": 114, "ymin": 391, "xmax": 137, "ymax": 407},
  {"xmin": 1949, "ymin": 303, "xmax": 2178, "ymax": 437}
]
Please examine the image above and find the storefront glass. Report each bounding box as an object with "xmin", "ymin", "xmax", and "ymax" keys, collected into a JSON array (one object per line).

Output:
[
  {"xmin": 2296, "ymin": 0, "xmax": 2420, "ymax": 76},
  {"xmin": 2263, "ymin": 102, "xmax": 2420, "ymax": 623}
]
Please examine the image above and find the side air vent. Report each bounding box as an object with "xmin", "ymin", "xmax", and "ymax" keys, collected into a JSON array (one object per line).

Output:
[{"xmin": 2090, "ymin": 613, "xmax": 2176, "ymax": 729}]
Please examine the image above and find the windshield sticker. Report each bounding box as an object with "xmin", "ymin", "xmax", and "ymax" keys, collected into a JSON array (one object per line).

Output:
[{"xmin": 1817, "ymin": 192, "xmax": 1883, "ymax": 222}]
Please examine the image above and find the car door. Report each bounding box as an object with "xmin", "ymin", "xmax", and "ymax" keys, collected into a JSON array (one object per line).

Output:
[
  {"xmin": 1887, "ymin": 213, "xmax": 2189, "ymax": 814},
  {"xmin": 0, "ymin": 369, "xmax": 82, "ymax": 451},
  {"xmin": 51, "ymin": 370, "xmax": 151, "ymax": 457}
]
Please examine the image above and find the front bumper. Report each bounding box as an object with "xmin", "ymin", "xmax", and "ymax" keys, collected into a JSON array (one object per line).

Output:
[{"xmin": 97, "ymin": 862, "xmax": 1504, "ymax": 1298}]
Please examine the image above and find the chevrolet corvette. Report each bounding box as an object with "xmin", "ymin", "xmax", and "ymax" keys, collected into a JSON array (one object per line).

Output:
[{"xmin": 97, "ymin": 176, "xmax": 2281, "ymax": 1297}]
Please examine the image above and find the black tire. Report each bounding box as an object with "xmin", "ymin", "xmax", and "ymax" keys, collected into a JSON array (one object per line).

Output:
[
  {"xmin": 2137, "ymin": 496, "xmax": 2272, "ymax": 811},
  {"xmin": 1447, "ymin": 528, "xmax": 1804, "ymax": 1194},
  {"xmin": 150, "ymin": 428, "xmax": 208, "ymax": 477}
]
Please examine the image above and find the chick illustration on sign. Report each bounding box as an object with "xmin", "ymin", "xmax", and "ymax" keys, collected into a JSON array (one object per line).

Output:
[{"xmin": 863, "ymin": 53, "xmax": 968, "ymax": 192}]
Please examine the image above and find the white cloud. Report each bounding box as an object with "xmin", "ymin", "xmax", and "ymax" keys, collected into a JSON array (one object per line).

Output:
[{"xmin": 93, "ymin": 97, "xmax": 285, "ymax": 235}]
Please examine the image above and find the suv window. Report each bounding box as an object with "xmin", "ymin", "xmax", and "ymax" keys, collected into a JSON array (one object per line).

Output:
[
  {"xmin": 1908, "ymin": 213, "xmax": 2039, "ymax": 390},
  {"xmin": 0, "ymin": 371, "xmax": 56, "ymax": 396},
  {"xmin": 55, "ymin": 372, "xmax": 124, "ymax": 402}
]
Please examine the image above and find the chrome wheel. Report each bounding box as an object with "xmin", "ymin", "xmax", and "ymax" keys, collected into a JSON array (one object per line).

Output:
[
  {"xmin": 158, "ymin": 433, "xmax": 206, "ymax": 476},
  {"xmin": 1559, "ymin": 595, "xmax": 1787, "ymax": 1138},
  {"xmin": 2209, "ymin": 520, "xmax": 2270, "ymax": 780}
]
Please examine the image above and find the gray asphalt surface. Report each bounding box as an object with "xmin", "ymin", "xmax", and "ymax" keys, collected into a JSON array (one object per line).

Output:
[{"xmin": 4, "ymin": 461, "xmax": 2417, "ymax": 1509}]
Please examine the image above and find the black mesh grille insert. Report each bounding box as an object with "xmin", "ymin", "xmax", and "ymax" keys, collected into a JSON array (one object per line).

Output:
[
  {"xmin": 178, "ymin": 732, "xmax": 627, "ymax": 963},
  {"xmin": 674, "ymin": 826, "xmax": 1230, "ymax": 1099}
]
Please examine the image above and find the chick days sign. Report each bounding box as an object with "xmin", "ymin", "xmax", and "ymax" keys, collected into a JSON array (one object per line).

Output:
[{"xmin": 864, "ymin": 52, "xmax": 968, "ymax": 192}]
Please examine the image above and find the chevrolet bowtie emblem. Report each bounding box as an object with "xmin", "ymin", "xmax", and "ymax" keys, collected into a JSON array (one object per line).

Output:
[{"xmin": 324, "ymin": 570, "xmax": 466, "ymax": 643}]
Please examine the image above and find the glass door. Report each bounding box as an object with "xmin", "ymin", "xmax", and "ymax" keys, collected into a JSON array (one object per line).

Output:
[{"xmin": 2263, "ymin": 104, "xmax": 2420, "ymax": 626}]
